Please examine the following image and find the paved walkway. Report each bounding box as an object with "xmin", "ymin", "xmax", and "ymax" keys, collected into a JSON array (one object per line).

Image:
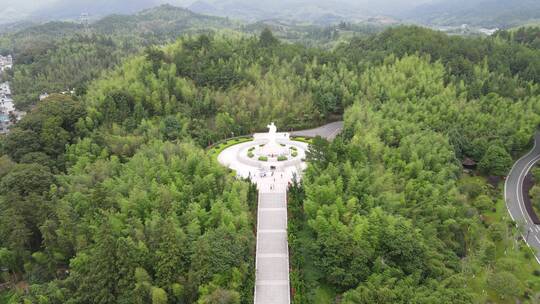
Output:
[
  {"xmin": 216, "ymin": 122, "xmax": 344, "ymax": 303},
  {"xmin": 255, "ymin": 175, "xmax": 290, "ymax": 304}
]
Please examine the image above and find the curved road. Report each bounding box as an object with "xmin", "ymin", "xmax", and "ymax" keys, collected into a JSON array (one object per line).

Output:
[
  {"xmin": 291, "ymin": 121, "xmax": 343, "ymax": 140},
  {"xmin": 505, "ymin": 131, "xmax": 540, "ymax": 264}
]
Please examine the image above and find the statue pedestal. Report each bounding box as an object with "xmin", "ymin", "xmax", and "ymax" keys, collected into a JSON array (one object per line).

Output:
[
  {"xmin": 253, "ymin": 132, "xmax": 290, "ymax": 142},
  {"xmin": 253, "ymin": 132, "xmax": 290, "ymax": 157}
]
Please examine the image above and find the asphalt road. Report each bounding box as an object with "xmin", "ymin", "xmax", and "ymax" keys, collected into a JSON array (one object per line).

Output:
[
  {"xmin": 290, "ymin": 121, "xmax": 343, "ymax": 140},
  {"xmin": 505, "ymin": 131, "xmax": 540, "ymax": 264}
]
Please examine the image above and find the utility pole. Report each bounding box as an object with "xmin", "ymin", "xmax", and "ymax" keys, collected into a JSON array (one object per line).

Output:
[{"xmin": 80, "ymin": 13, "xmax": 90, "ymax": 34}]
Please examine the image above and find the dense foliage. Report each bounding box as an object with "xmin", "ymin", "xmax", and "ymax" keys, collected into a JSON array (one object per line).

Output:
[
  {"xmin": 0, "ymin": 5, "xmax": 236, "ymax": 110},
  {"xmin": 79, "ymin": 33, "xmax": 355, "ymax": 146},
  {"xmin": 336, "ymin": 26, "xmax": 540, "ymax": 98},
  {"xmin": 0, "ymin": 21, "xmax": 540, "ymax": 303},
  {"xmin": 288, "ymin": 54, "xmax": 540, "ymax": 302},
  {"xmin": 0, "ymin": 5, "xmax": 381, "ymax": 111},
  {"xmin": 495, "ymin": 26, "xmax": 540, "ymax": 49}
]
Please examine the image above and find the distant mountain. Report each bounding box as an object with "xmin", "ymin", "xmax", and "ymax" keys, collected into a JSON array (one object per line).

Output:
[
  {"xmin": 0, "ymin": 7, "xmax": 30, "ymax": 25},
  {"xmin": 0, "ymin": 5, "xmax": 237, "ymax": 57},
  {"xmin": 0, "ymin": 0, "xmax": 195, "ymax": 24},
  {"xmin": 187, "ymin": 0, "xmax": 380, "ymax": 24},
  {"xmin": 0, "ymin": 0, "xmax": 55, "ymax": 25},
  {"xmin": 403, "ymin": 0, "xmax": 540, "ymax": 28},
  {"xmin": 91, "ymin": 4, "xmax": 236, "ymax": 36},
  {"xmin": 30, "ymin": 0, "xmax": 163, "ymax": 21},
  {"xmin": 3, "ymin": 0, "xmax": 538, "ymax": 28},
  {"xmin": 187, "ymin": 0, "xmax": 440, "ymax": 22}
]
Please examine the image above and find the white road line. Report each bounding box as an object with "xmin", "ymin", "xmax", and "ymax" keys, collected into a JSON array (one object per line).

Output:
[
  {"xmin": 505, "ymin": 134, "xmax": 538, "ymax": 207},
  {"xmin": 504, "ymin": 133, "xmax": 540, "ymax": 264},
  {"xmin": 515, "ymin": 154, "xmax": 540, "ymax": 224}
]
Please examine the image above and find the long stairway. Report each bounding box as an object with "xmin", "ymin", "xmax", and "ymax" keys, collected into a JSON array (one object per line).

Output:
[{"xmin": 254, "ymin": 182, "xmax": 290, "ymax": 304}]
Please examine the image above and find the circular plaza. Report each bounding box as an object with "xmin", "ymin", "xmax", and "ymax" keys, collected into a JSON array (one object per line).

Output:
[{"xmin": 217, "ymin": 122, "xmax": 309, "ymax": 185}]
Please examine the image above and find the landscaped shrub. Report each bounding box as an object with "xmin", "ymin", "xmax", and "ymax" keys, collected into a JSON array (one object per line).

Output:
[
  {"xmin": 248, "ymin": 152, "xmax": 254, "ymax": 158},
  {"xmin": 292, "ymin": 151, "xmax": 298, "ymax": 157},
  {"xmin": 290, "ymin": 146, "xmax": 297, "ymax": 151},
  {"xmin": 258, "ymin": 156, "xmax": 268, "ymax": 161},
  {"xmin": 292, "ymin": 137, "xmax": 313, "ymax": 144},
  {"xmin": 278, "ymin": 156, "xmax": 287, "ymax": 161}
]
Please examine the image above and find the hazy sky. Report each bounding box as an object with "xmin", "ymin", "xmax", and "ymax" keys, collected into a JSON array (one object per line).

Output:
[
  {"xmin": 2, "ymin": 0, "xmax": 56, "ymax": 11},
  {"xmin": 1, "ymin": 0, "xmax": 436, "ymax": 12},
  {"xmin": 0, "ymin": 0, "xmax": 439, "ymax": 24}
]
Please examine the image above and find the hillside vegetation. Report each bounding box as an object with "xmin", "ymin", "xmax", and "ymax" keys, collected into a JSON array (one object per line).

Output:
[
  {"xmin": 403, "ymin": 0, "xmax": 540, "ymax": 28},
  {"xmin": 0, "ymin": 22, "xmax": 539, "ymax": 303},
  {"xmin": 0, "ymin": 5, "xmax": 237, "ymax": 110}
]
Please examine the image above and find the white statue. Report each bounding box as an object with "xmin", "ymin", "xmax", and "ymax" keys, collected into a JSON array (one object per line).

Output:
[
  {"xmin": 261, "ymin": 122, "xmax": 286, "ymax": 157},
  {"xmin": 267, "ymin": 122, "xmax": 277, "ymax": 138}
]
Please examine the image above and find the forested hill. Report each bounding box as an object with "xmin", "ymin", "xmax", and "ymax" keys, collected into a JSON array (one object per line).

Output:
[
  {"xmin": 0, "ymin": 5, "xmax": 235, "ymax": 48},
  {"xmin": 91, "ymin": 5, "xmax": 236, "ymax": 38},
  {"xmin": 403, "ymin": 0, "xmax": 540, "ymax": 28},
  {"xmin": 0, "ymin": 5, "xmax": 237, "ymax": 110},
  {"xmin": 335, "ymin": 26, "xmax": 540, "ymax": 94},
  {"xmin": 0, "ymin": 5, "xmax": 385, "ymax": 111},
  {"xmin": 0, "ymin": 24, "xmax": 539, "ymax": 302}
]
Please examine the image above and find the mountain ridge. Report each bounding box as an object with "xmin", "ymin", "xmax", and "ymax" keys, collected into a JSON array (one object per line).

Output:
[{"xmin": 403, "ymin": 0, "xmax": 540, "ymax": 28}]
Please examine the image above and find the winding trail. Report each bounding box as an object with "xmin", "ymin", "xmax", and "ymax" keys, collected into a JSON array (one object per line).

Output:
[{"xmin": 505, "ymin": 131, "xmax": 540, "ymax": 263}]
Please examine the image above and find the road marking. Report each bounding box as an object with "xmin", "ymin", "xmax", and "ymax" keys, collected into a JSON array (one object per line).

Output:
[
  {"xmin": 504, "ymin": 133, "xmax": 540, "ymax": 265},
  {"xmin": 516, "ymin": 154, "xmax": 540, "ymax": 224},
  {"xmin": 515, "ymin": 153, "xmax": 540, "ymax": 222}
]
